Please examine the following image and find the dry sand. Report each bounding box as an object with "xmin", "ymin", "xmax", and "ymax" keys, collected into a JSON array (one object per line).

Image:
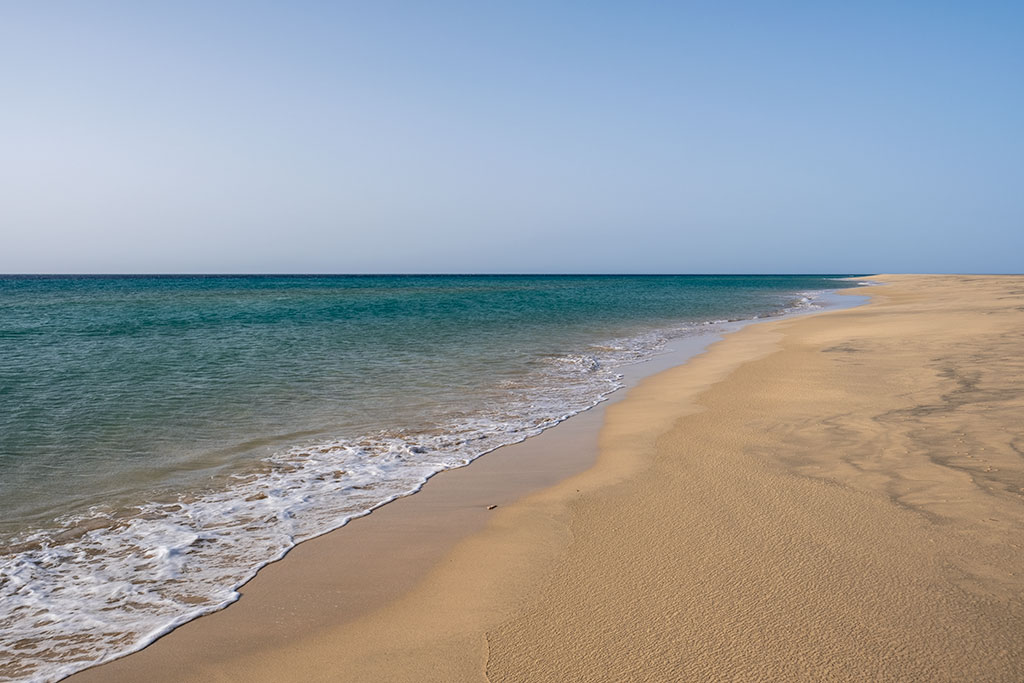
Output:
[{"xmin": 71, "ymin": 275, "xmax": 1024, "ymax": 682}]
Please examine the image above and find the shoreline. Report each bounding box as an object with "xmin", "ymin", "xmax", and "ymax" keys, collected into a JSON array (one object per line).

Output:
[
  {"xmin": 71, "ymin": 275, "xmax": 1024, "ymax": 680},
  {"xmin": 62, "ymin": 288, "xmax": 862, "ymax": 682},
  {"xmin": 5, "ymin": 280, "xmax": 854, "ymax": 683}
]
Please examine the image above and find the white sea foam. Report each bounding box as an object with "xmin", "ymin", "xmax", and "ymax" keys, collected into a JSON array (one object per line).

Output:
[
  {"xmin": 0, "ymin": 291, "xmax": 833, "ymax": 682},
  {"xmin": 791, "ymin": 292, "xmax": 823, "ymax": 311}
]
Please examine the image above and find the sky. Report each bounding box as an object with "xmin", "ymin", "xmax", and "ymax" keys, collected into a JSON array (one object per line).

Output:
[{"xmin": 1, "ymin": 1, "xmax": 1021, "ymax": 274}]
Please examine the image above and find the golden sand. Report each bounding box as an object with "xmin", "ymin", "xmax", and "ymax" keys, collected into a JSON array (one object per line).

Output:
[{"xmin": 72, "ymin": 275, "xmax": 1024, "ymax": 681}]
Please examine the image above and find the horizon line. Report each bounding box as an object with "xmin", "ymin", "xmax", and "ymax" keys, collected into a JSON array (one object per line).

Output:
[{"xmin": 0, "ymin": 272, "xmax": 876, "ymax": 277}]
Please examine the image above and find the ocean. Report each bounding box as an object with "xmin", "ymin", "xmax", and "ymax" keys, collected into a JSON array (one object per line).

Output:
[{"xmin": 0, "ymin": 274, "xmax": 861, "ymax": 681}]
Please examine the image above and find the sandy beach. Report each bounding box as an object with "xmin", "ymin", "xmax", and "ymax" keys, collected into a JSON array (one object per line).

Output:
[{"xmin": 70, "ymin": 274, "xmax": 1024, "ymax": 682}]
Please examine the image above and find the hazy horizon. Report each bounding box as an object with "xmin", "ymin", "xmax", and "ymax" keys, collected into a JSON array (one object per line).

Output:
[
  {"xmin": 2, "ymin": 3, "xmax": 1022, "ymax": 274},
  {"xmin": 1, "ymin": 271, "xmax": 872, "ymax": 276}
]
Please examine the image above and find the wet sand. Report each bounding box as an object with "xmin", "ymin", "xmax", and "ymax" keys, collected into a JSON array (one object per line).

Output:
[{"xmin": 71, "ymin": 275, "xmax": 1024, "ymax": 681}]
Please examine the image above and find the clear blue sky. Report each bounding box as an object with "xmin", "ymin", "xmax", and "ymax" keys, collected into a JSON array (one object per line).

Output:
[{"xmin": 2, "ymin": 1, "xmax": 1021, "ymax": 273}]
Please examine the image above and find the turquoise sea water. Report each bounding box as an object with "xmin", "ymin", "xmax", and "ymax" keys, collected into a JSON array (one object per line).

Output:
[{"xmin": 0, "ymin": 274, "xmax": 859, "ymax": 681}]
